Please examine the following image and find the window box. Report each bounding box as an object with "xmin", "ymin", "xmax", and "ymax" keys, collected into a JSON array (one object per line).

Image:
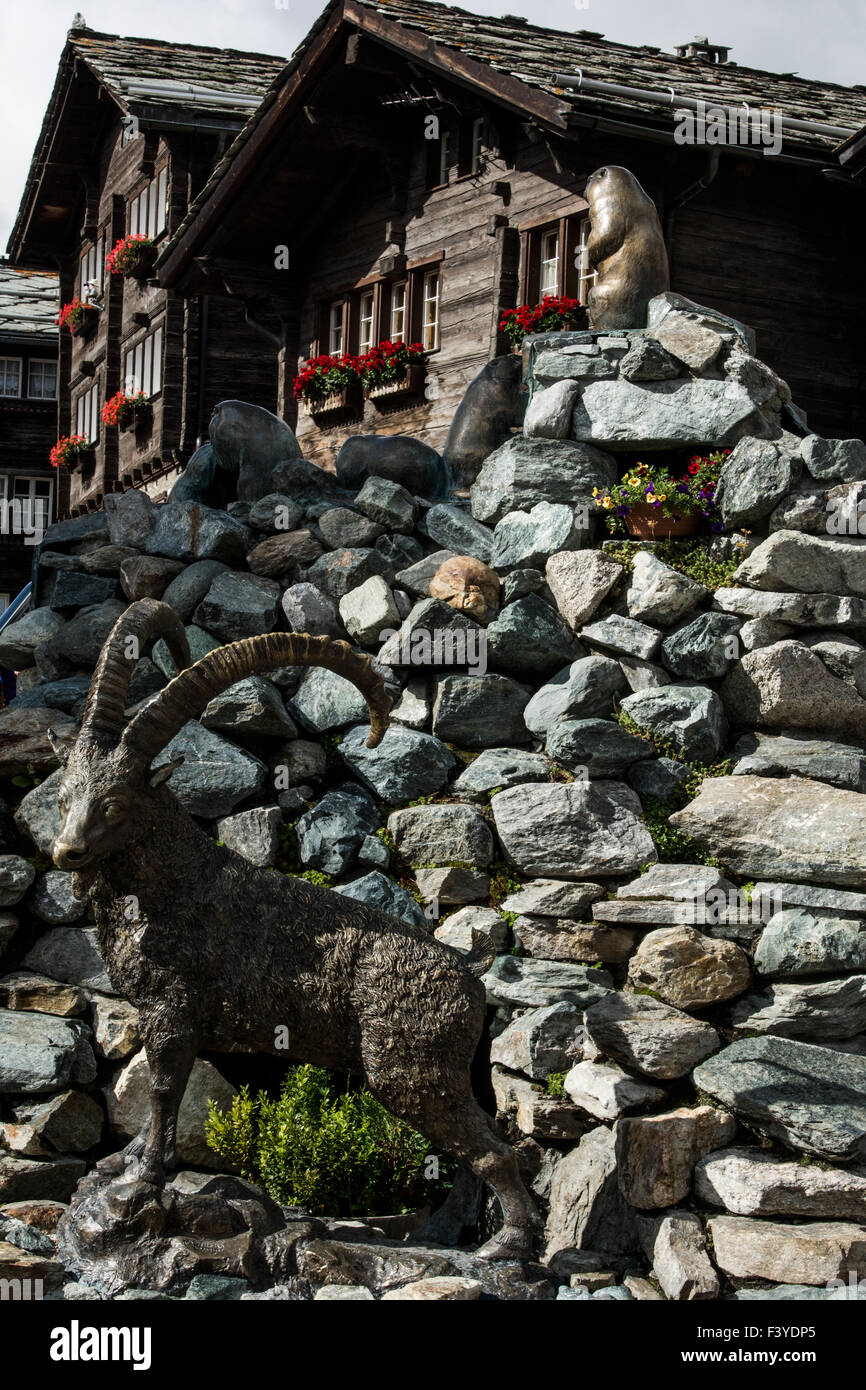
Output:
[
  {"xmin": 367, "ymin": 362, "xmax": 427, "ymax": 405},
  {"xmin": 50, "ymin": 436, "xmax": 94, "ymax": 470},
  {"xmin": 120, "ymin": 401, "xmax": 153, "ymax": 433},
  {"xmin": 108, "ymin": 235, "xmax": 157, "ymax": 281},
  {"xmin": 60, "ymin": 303, "xmax": 100, "ymax": 340},
  {"xmin": 302, "ymin": 384, "xmax": 363, "ymax": 420}
]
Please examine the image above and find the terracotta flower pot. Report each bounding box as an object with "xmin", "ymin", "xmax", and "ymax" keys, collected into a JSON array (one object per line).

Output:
[{"xmin": 624, "ymin": 504, "xmax": 700, "ymax": 540}]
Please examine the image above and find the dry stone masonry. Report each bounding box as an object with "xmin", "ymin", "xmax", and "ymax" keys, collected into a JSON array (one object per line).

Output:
[{"xmin": 2, "ymin": 291, "xmax": 866, "ymax": 1299}]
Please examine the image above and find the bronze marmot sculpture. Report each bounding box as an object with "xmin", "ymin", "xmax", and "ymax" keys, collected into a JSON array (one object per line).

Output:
[{"xmin": 585, "ymin": 166, "xmax": 669, "ymax": 330}]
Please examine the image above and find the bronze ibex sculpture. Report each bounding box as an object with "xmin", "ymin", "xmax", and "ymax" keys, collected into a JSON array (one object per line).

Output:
[{"xmin": 49, "ymin": 599, "xmax": 538, "ymax": 1259}]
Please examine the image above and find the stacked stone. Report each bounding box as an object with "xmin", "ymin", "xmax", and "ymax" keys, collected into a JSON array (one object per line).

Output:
[{"xmin": 1, "ymin": 290, "xmax": 866, "ymax": 1299}]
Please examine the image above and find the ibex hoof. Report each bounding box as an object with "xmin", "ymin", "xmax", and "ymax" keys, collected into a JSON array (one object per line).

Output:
[{"xmin": 475, "ymin": 1226, "xmax": 535, "ymax": 1262}]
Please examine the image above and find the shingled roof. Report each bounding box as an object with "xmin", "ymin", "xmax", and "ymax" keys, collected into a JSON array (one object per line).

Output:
[
  {"xmin": 158, "ymin": 0, "xmax": 866, "ymax": 276},
  {"xmin": 0, "ymin": 266, "xmax": 59, "ymax": 342}
]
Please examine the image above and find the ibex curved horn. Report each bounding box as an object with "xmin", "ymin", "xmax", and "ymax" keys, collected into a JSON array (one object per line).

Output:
[
  {"xmin": 119, "ymin": 631, "xmax": 391, "ymax": 767},
  {"xmin": 80, "ymin": 599, "xmax": 191, "ymax": 743}
]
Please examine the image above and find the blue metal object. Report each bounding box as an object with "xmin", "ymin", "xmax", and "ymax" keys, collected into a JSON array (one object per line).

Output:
[{"xmin": 0, "ymin": 583, "xmax": 33, "ymax": 704}]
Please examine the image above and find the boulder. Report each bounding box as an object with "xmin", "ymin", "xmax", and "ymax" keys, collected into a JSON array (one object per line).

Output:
[
  {"xmin": 545, "ymin": 718, "xmax": 654, "ymax": 777},
  {"xmin": 491, "ymin": 502, "xmax": 584, "ymax": 571},
  {"xmin": 354, "ymin": 476, "xmax": 416, "ymax": 532},
  {"xmin": 492, "ymin": 1067, "xmax": 586, "ymax": 1142},
  {"xmin": 713, "ymin": 585, "xmax": 866, "ymax": 631},
  {"xmin": 247, "ymin": 494, "xmax": 303, "ymax": 534},
  {"xmin": 627, "ymin": 927, "xmax": 751, "ymax": 1009},
  {"xmin": 246, "ymin": 531, "xmax": 323, "ymax": 577},
  {"xmin": 650, "ymin": 314, "xmax": 722, "ymax": 371},
  {"xmin": 22, "ymin": 928, "xmax": 113, "ymax": 995},
  {"xmin": 387, "ymin": 804, "xmax": 493, "ymax": 868},
  {"xmin": 670, "ymin": 775, "xmax": 866, "ymax": 888},
  {"xmin": 755, "ymin": 908, "xmax": 866, "ymax": 977},
  {"xmin": 709, "ymin": 1216, "xmax": 866, "ymax": 1287},
  {"xmin": 289, "ymin": 667, "xmax": 369, "ymax": 734},
  {"xmin": 214, "ymin": 806, "xmax": 282, "ymax": 868},
  {"xmin": 523, "ymin": 381, "xmax": 582, "ymax": 440},
  {"xmin": 0, "ymin": 608, "xmax": 65, "ymax": 669},
  {"xmin": 500, "ymin": 879, "xmax": 604, "ymax": 920},
  {"xmin": 0, "ymin": 1155, "xmax": 86, "ymax": 1204},
  {"xmin": 572, "ymin": 377, "xmax": 760, "ymax": 451},
  {"xmin": 0, "ymin": 708, "xmax": 77, "ymax": 777},
  {"xmin": 150, "ymin": 722, "xmax": 267, "ymax": 818},
  {"xmin": 802, "ymin": 435, "xmax": 866, "ymax": 484},
  {"xmin": 24, "ymin": 1091, "xmax": 104, "ymax": 1153},
  {"xmin": 280, "ymin": 582, "xmax": 341, "ymax": 637},
  {"xmin": 583, "ymin": 993, "xmax": 720, "ymax": 1079},
  {"xmin": 620, "ymin": 685, "xmax": 726, "ymax": 762},
  {"xmin": 715, "ymin": 438, "xmax": 801, "ymax": 527},
  {"xmin": 421, "ymin": 505, "xmax": 493, "ymax": 564},
  {"xmin": 0, "ymin": 972, "xmax": 85, "ymax": 1017},
  {"xmin": 90, "ymin": 996, "xmax": 140, "ymax": 1061},
  {"xmin": 317, "ymin": 507, "xmax": 383, "ymax": 551},
  {"xmin": 616, "ymin": 1106, "xmax": 736, "ymax": 1208},
  {"xmin": 335, "ymin": 871, "xmax": 426, "ymax": 929},
  {"xmin": 339, "ymin": 725, "xmax": 455, "ymax": 802},
  {"xmin": 482, "ymin": 956, "xmax": 612, "ymax": 1011},
  {"xmin": 13, "ymin": 770, "xmax": 63, "ymax": 856},
  {"xmin": 306, "ymin": 548, "xmax": 391, "ymax": 601},
  {"xmin": 470, "ymin": 436, "xmax": 617, "ymax": 527},
  {"xmin": 491, "ymin": 781, "xmax": 656, "ymax": 878},
  {"xmin": 201, "ymin": 677, "xmax": 297, "ymax": 739},
  {"xmin": 105, "ymin": 1053, "xmax": 235, "ymax": 1168},
  {"xmin": 489, "ymin": 1002, "xmax": 583, "ymax": 1079},
  {"xmin": 513, "ymin": 914, "xmax": 635, "ymax": 964},
  {"xmin": 734, "ymin": 530, "xmax": 866, "ymax": 598},
  {"xmin": 339, "ymin": 576, "xmax": 400, "ymax": 646},
  {"xmin": 28, "ymin": 871, "xmax": 88, "ymax": 925},
  {"xmin": 0, "ymin": 1012, "xmax": 96, "ymax": 1094},
  {"xmin": 637, "ymin": 1211, "xmax": 719, "ymax": 1300},
  {"xmin": 545, "ymin": 551, "xmax": 622, "ymax": 629},
  {"xmin": 119, "ymin": 555, "xmax": 185, "ymax": 602},
  {"xmin": 732, "ymin": 731, "xmax": 866, "ymax": 794},
  {"xmin": 452, "ymin": 747, "xmax": 552, "ymax": 799},
  {"xmin": 0, "ymin": 856, "xmax": 36, "ymax": 908},
  {"xmin": 523, "ymin": 656, "xmax": 627, "ymax": 735},
  {"xmin": 145, "ymin": 501, "xmax": 251, "ymax": 565},
  {"xmin": 722, "ymin": 641, "xmax": 866, "ymax": 740},
  {"xmin": 486, "ymin": 594, "xmax": 579, "ymax": 677},
  {"xmin": 104, "ymin": 489, "xmax": 156, "ymax": 548},
  {"xmin": 563, "ymin": 1061, "xmax": 663, "ymax": 1121},
  {"xmin": 544, "ymin": 1126, "xmax": 638, "ymax": 1260},
  {"xmin": 696, "ymin": 1148, "xmax": 866, "ymax": 1221},
  {"xmin": 432, "ymin": 674, "xmax": 532, "ymax": 748},
  {"xmin": 296, "ymin": 790, "xmax": 378, "ymax": 875},
  {"xmin": 192, "ymin": 571, "xmax": 280, "ymax": 641},
  {"xmin": 660, "ymin": 613, "xmax": 741, "ymax": 680},
  {"xmin": 731, "ymin": 975, "xmax": 866, "ymax": 1040},
  {"xmin": 419, "ymin": 870, "xmax": 490, "ymax": 907},
  {"xmin": 580, "ymin": 614, "xmax": 661, "ymax": 662}
]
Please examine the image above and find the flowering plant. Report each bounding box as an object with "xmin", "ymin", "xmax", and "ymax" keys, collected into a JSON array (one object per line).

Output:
[
  {"xmin": 101, "ymin": 389, "xmax": 149, "ymax": 427},
  {"xmin": 106, "ymin": 234, "xmax": 154, "ymax": 276},
  {"xmin": 359, "ymin": 340, "xmax": 425, "ymax": 390},
  {"xmin": 498, "ymin": 295, "xmax": 582, "ymax": 351},
  {"xmin": 593, "ymin": 451, "xmax": 730, "ymax": 531},
  {"xmin": 56, "ymin": 298, "xmax": 94, "ymax": 333},
  {"xmin": 50, "ymin": 435, "xmax": 92, "ymax": 468}
]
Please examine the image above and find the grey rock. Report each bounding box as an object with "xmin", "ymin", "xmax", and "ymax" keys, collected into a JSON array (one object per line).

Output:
[
  {"xmin": 103, "ymin": 490, "xmax": 155, "ymax": 548},
  {"xmin": 651, "ymin": 313, "xmax": 723, "ymax": 371},
  {"xmin": 803, "ymin": 634, "xmax": 866, "ymax": 698},
  {"xmin": 619, "ymin": 657, "xmax": 671, "ymax": 692},
  {"xmin": 628, "ymin": 757, "xmax": 691, "ymax": 802},
  {"xmin": 355, "ymin": 476, "xmax": 416, "ymax": 532},
  {"xmin": 491, "ymin": 1066, "xmax": 585, "ymax": 1142},
  {"xmin": 802, "ymin": 435, "xmax": 866, "ymax": 483},
  {"xmin": 0, "ymin": 856, "xmax": 36, "ymax": 907},
  {"xmin": 523, "ymin": 656, "xmax": 627, "ymax": 735},
  {"xmin": 713, "ymin": 585, "xmax": 866, "ymax": 631},
  {"xmin": 669, "ymin": 775, "xmax": 866, "ymax": 889},
  {"xmin": 378, "ymin": 597, "xmax": 482, "ymax": 669},
  {"xmin": 192, "ymin": 570, "xmax": 280, "ymax": 642},
  {"xmin": 376, "ymin": 533, "xmax": 423, "ymax": 572},
  {"xmin": 470, "ymin": 436, "xmax": 617, "ymax": 527},
  {"xmin": 749, "ymin": 881, "xmax": 866, "ymax": 919},
  {"xmin": 419, "ymin": 867, "xmax": 489, "ymax": 906},
  {"xmin": 545, "ymin": 551, "xmax": 622, "ymax": 629},
  {"xmin": 616, "ymin": 863, "xmax": 735, "ymax": 902},
  {"xmin": 637, "ymin": 1211, "xmax": 719, "ymax": 1300},
  {"xmin": 387, "ymin": 804, "xmax": 492, "ymax": 869},
  {"xmin": 0, "ymin": 609, "xmax": 65, "ymax": 669},
  {"xmin": 696, "ymin": 1147, "xmax": 866, "ymax": 1220},
  {"xmin": 0, "ymin": 1012, "xmax": 96, "ymax": 1094},
  {"xmin": 24, "ymin": 1090, "xmax": 103, "ymax": 1153},
  {"xmin": 501, "ymin": 879, "xmax": 604, "ymax": 920},
  {"xmin": 11, "ymin": 675, "xmax": 91, "ymax": 715},
  {"xmin": 296, "ymin": 789, "xmax": 378, "ymax": 875},
  {"xmin": 523, "ymin": 380, "xmax": 582, "ymax": 439},
  {"xmin": 715, "ymin": 438, "xmax": 801, "ymax": 527},
  {"xmin": 616, "ymin": 1106, "xmax": 736, "ymax": 1208},
  {"xmin": 620, "ymin": 685, "xmax": 726, "ymax": 762},
  {"xmin": 501, "ymin": 568, "xmax": 546, "ymax": 604},
  {"xmin": 482, "ymin": 956, "xmax": 612, "ymax": 1011},
  {"xmin": 388, "ymin": 678, "xmax": 430, "ymax": 730},
  {"xmin": 486, "ymin": 594, "xmax": 579, "ymax": 677},
  {"xmin": 247, "ymin": 494, "xmax": 303, "ymax": 534},
  {"xmin": 161, "ymin": 560, "xmax": 229, "ymax": 624},
  {"xmin": 619, "ymin": 337, "xmax": 681, "ymax": 382},
  {"xmin": 545, "ymin": 718, "xmax": 653, "ymax": 777},
  {"xmin": 119, "ymin": 555, "xmax": 185, "ymax": 602},
  {"xmin": 271, "ymin": 739, "xmax": 327, "ymax": 788},
  {"xmin": 453, "ymin": 747, "xmax": 552, "ymax": 799},
  {"xmin": 709, "ymin": 1215, "xmax": 866, "ymax": 1287},
  {"xmin": 769, "ymin": 486, "xmax": 829, "ymax": 534},
  {"xmin": 281, "ymin": 582, "xmax": 341, "ymax": 637},
  {"xmin": 0, "ymin": 1155, "xmax": 86, "ymax": 1203},
  {"xmin": 214, "ymin": 806, "xmax": 282, "ymax": 868},
  {"xmin": 339, "ymin": 576, "xmax": 400, "ymax": 646},
  {"xmin": 394, "ymin": 551, "xmax": 455, "ymax": 598},
  {"xmin": 150, "ymin": 721, "xmax": 267, "ymax": 818},
  {"xmin": 734, "ymin": 530, "xmax": 866, "ymax": 598},
  {"xmin": 660, "ymin": 613, "xmax": 741, "ymax": 680},
  {"xmin": 50, "ymin": 600, "xmax": 126, "ymax": 669},
  {"xmin": 105, "ymin": 1052, "xmax": 236, "ymax": 1168},
  {"xmin": 580, "ymin": 613, "xmax": 662, "ymax": 662},
  {"xmin": 544, "ymin": 1126, "xmax": 638, "ymax": 1261},
  {"xmin": 739, "ymin": 617, "xmax": 794, "ymax": 650},
  {"xmin": 731, "ymin": 975, "xmax": 866, "ymax": 1040},
  {"xmin": 289, "ymin": 667, "xmax": 369, "ymax": 735},
  {"xmin": 357, "ymin": 834, "xmax": 390, "ymax": 871},
  {"xmin": 491, "ymin": 502, "xmax": 584, "ymax": 571},
  {"xmin": 317, "ymin": 507, "xmax": 383, "ymax": 551},
  {"xmin": 733, "ymin": 732, "xmax": 866, "ymax": 794},
  {"xmin": 336, "ymin": 871, "xmax": 426, "ymax": 929},
  {"xmin": 693, "ymin": 1036, "xmax": 866, "ymax": 1160},
  {"xmin": 489, "ymin": 1002, "xmax": 583, "ymax": 1079},
  {"xmin": 201, "ymin": 677, "xmax": 297, "ymax": 739},
  {"xmin": 13, "ymin": 770, "xmax": 64, "ymax": 856},
  {"xmin": 564, "ymin": 1060, "xmax": 663, "ymax": 1121},
  {"xmin": 432, "ymin": 904, "xmax": 506, "ymax": 950},
  {"xmin": 28, "ymin": 872, "xmax": 87, "ymax": 925},
  {"xmin": 145, "ymin": 501, "xmax": 251, "ymax": 565},
  {"xmin": 339, "ymin": 725, "xmax": 454, "ymax": 803},
  {"xmin": 572, "ymin": 378, "xmax": 760, "ymax": 451},
  {"xmin": 491, "ymin": 780, "xmax": 656, "ymax": 878},
  {"xmin": 22, "ymin": 928, "xmax": 113, "ymax": 995},
  {"xmin": 722, "ymin": 641, "xmax": 866, "ymax": 741},
  {"xmin": 306, "ymin": 548, "xmax": 391, "ymax": 601},
  {"xmin": 432, "ymin": 674, "xmax": 532, "ymax": 748},
  {"xmin": 584, "ymin": 993, "xmax": 720, "ymax": 1080},
  {"xmin": 421, "ymin": 505, "xmax": 493, "ymax": 563}
]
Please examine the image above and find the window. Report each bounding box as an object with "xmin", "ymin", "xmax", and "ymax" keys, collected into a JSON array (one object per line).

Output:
[
  {"xmin": 75, "ymin": 383, "xmax": 100, "ymax": 443},
  {"xmin": 124, "ymin": 324, "xmax": 164, "ymax": 398},
  {"xmin": 358, "ymin": 291, "xmax": 375, "ymax": 355},
  {"xmin": 574, "ymin": 217, "xmax": 598, "ymax": 304},
  {"xmin": 438, "ymin": 128, "xmax": 452, "ymax": 187},
  {"xmin": 470, "ymin": 117, "xmax": 485, "ymax": 174},
  {"xmin": 0, "ymin": 358, "xmax": 22, "ymax": 398},
  {"xmin": 540, "ymin": 229, "xmax": 560, "ymax": 296},
  {"xmin": 128, "ymin": 167, "xmax": 168, "ymax": 239},
  {"xmin": 521, "ymin": 212, "xmax": 592, "ymax": 304},
  {"xmin": 422, "ymin": 270, "xmax": 440, "ymax": 351},
  {"xmin": 389, "ymin": 281, "xmax": 408, "ymax": 343},
  {"xmin": 28, "ymin": 359, "xmax": 57, "ymax": 401},
  {"xmin": 328, "ymin": 301, "xmax": 345, "ymax": 355},
  {"xmin": 10, "ymin": 476, "xmax": 52, "ymax": 538},
  {"xmin": 79, "ymin": 236, "xmax": 105, "ymax": 302}
]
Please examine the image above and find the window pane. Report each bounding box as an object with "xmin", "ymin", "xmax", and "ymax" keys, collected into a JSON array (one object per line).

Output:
[
  {"xmin": 152, "ymin": 327, "xmax": 163, "ymax": 394},
  {"xmin": 143, "ymin": 334, "xmax": 153, "ymax": 395},
  {"xmin": 471, "ymin": 117, "xmax": 485, "ymax": 174},
  {"xmin": 438, "ymin": 130, "xmax": 450, "ymax": 185},
  {"xmin": 28, "ymin": 360, "xmax": 57, "ymax": 400},
  {"xmin": 129, "ymin": 198, "xmax": 138, "ymax": 236},
  {"xmin": 390, "ymin": 282, "xmax": 407, "ymax": 343},
  {"xmin": 135, "ymin": 343, "xmax": 144, "ymax": 393},
  {"xmin": 156, "ymin": 168, "xmax": 168, "ymax": 234},
  {"xmin": 148, "ymin": 179, "xmax": 158, "ymax": 238},
  {"xmin": 0, "ymin": 359, "xmax": 21, "ymax": 397},
  {"xmin": 422, "ymin": 271, "xmax": 439, "ymax": 351},
  {"xmin": 540, "ymin": 230, "xmax": 559, "ymax": 296},
  {"xmin": 576, "ymin": 216, "xmax": 597, "ymax": 303},
  {"xmin": 359, "ymin": 292, "xmax": 375, "ymax": 354},
  {"xmin": 328, "ymin": 302, "xmax": 344, "ymax": 355}
]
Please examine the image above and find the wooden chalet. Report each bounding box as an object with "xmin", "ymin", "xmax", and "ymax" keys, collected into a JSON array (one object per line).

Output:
[
  {"xmin": 0, "ymin": 265, "xmax": 59, "ymax": 605},
  {"xmin": 6, "ymin": 20, "xmax": 286, "ymax": 516},
  {"xmin": 156, "ymin": 0, "xmax": 866, "ymax": 471}
]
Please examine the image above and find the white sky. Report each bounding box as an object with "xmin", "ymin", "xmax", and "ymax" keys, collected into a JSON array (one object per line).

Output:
[{"xmin": 2, "ymin": 0, "xmax": 864, "ymax": 251}]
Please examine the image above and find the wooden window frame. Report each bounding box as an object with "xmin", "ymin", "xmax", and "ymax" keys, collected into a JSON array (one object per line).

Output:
[
  {"xmin": 75, "ymin": 382, "xmax": 100, "ymax": 444},
  {"xmin": 311, "ymin": 258, "xmax": 442, "ymax": 359},
  {"xmin": 520, "ymin": 211, "xmax": 588, "ymax": 304},
  {"xmin": 128, "ymin": 163, "xmax": 169, "ymax": 242},
  {"xmin": 27, "ymin": 358, "xmax": 57, "ymax": 401},
  {"xmin": 123, "ymin": 323, "xmax": 164, "ymax": 400},
  {"xmin": 0, "ymin": 357, "xmax": 22, "ymax": 399}
]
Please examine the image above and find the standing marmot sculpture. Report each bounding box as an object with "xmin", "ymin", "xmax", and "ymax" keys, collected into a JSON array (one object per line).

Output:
[{"xmin": 585, "ymin": 166, "xmax": 670, "ymax": 330}]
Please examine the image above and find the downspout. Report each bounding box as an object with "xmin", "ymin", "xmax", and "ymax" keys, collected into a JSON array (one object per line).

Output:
[
  {"xmin": 243, "ymin": 301, "xmax": 283, "ymax": 349},
  {"xmin": 195, "ymin": 294, "xmax": 210, "ymax": 447},
  {"xmin": 664, "ymin": 148, "xmax": 721, "ymax": 260}
]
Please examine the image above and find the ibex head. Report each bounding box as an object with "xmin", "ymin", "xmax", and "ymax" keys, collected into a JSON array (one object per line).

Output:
[{"xmin": 51, "ymin": 598, "xmax": 390, "ymax": 874}]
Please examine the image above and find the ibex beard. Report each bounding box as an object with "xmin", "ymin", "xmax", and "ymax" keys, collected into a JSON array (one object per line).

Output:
[{"xmin": 49, "ymin": 599, "xmax": 539, "ymax": 1260}]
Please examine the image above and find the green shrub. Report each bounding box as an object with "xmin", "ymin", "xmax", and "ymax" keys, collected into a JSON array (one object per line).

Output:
[
  {"xmin": 206, "ymin": 1064, "xmax": 452, "ymax": 1217},
  {"xmin": 604, "ymin": 538, "xmax": 746, "ymax": 591},
  {"xmin": 546, "ymin": 1072, "xmax": 566, "ymax": 1099}
]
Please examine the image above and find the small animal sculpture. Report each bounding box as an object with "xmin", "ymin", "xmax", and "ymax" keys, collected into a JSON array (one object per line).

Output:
[
  {"xmin": 170, "ymin": 401, "xmax": 303, "ymax": 506},
  {"xmin": 443, "ymin": 355, "xmax": 527, "ymax": 488},
  {"xmin": 584, "ymin": 166, "xmax": 670, "ymax": 330},
  {"xmin": 49, "ymin": 601, "xmax": 538, "ymax": 1259},
  {"xmin": 334, "ymin": 434, "xmax": 449, "ymax": 498},
  {"xmin": 429, "ymin": 555, "xmax": 501, "ymax": 625}
]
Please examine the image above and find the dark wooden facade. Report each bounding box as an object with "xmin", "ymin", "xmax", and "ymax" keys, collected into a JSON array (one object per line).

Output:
[
  {"xmin": 157, "ymin": 0, "xmax": 866, "ymax": 469},
  {"xmin": 0, "ymin": 267, "xmax": 59, "ymax": 605},
  {"xmin": 7, "ymin": 26, "xmax": 286, "ymax": 515}
]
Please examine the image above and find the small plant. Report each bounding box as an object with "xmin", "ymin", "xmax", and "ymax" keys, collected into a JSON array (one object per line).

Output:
[
  {"xmin": 206, "ymin": 1065, "xmax": 452, "ymax": 1216},
  {"xmin": 499, "ymin": 294, "xmax": 582, "ymax": 351},
  {"xmin": 358, "ymin": 340, "xmax": 426, "ymax": 391},
  {"xmin": 488, "ymin": 859, "xmax": 522, "ymax": 909},
  {"xmin": 604, "ymin": 537, "xmax": 746, "ymax": 592},
  {"xmin": 56, "ymin": 298, "xmax": 97, "ymax": 334},
  {"xmin": 106, "ymin": 234, "xmax": 155, "ymax": 276},
  {"xmin": 49, "ymin": 435, "xmax": 92, "ymax": 469},
  {"xmin": 102, "ymin": 389, "xmax": 149, "ymax": 428},
  {"xmin": 594, "ymin": 452, "xmax": 729, "ymax": 535},
  {"xmin": 546, "ymin": 1072, "xmax": 567, "ymax": 1099},
  {"xmin": 293, "ymin": 341, "xmax": 427, "ymax": 405}
]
